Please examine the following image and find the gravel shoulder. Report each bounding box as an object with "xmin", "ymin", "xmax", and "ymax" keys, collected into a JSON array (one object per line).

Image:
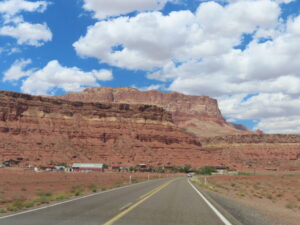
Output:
[{"xmin": 197, "ymin": 187, "xmax": 299, "ymax": 225}]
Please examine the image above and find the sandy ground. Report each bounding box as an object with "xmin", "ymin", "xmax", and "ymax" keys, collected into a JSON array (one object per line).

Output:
[
  {"xmin": 198, "ymin": 172, "xmax": 300, "ymax": 225},
  {"xmin": 0, "ymin": 167, "xmax": 173, "ymax": 210}
]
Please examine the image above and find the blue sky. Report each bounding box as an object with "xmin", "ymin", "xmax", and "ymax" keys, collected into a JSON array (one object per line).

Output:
[{"xmin": 1, "ymin": 0, "xmax": 300, "ymax": 133}]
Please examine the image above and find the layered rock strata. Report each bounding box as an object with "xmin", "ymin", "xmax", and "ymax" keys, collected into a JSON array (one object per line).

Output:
[
  {"xmin": 0, "ymin": 91, "xmax": 205, "ymax": 167},
  {"xmin": 201, "ymin": 135, "xmax": 300, "ymax": 170},
  {"xmin": 58, "ymin": 87, "xmax": 249, "ymax": 137}
]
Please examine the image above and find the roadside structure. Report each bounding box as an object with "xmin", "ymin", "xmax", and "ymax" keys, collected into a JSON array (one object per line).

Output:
[
  {"xmin": 72, "ymin": 163, "xmax": 105, "ymax": 172},
  {"xmin": 136, "ymin": 163, "xmax": 148, "ymax": 172},
  {"xmin": 3, "ymin": 159, "xmax": 20, "ymax": 167}
]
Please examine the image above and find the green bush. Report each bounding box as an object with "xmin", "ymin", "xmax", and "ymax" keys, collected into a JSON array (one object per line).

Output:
[
  {"xmin": 35, "ymin": 196, "xmax": 51, "ymax": 204},
  {"xmin": 237, "ymin": 172, "xmax": 253, "ymax": 176},
  {"xmin": 283, "ymin": 174, "xmax": 300, "ymax": 177},
  {"xmin": 23, "ymin": 201, "xmax": 35, "ymax": 208},
  {"xmin": 180, "ymin": 164, "xmax": 192, "ymax": 173},
  {"xmin": 71, "ymin": 185, "xmax": 84, "ymax": 196},
  {"xmin": 0, "ymin": 208, "xmax": 6, "ymax": 213},
  {"xmin": 196, "ymin": 166, "xmax": 216, "ymax": 175},
  {"xmin": 54, "ymin": 193, "xmax": 70, "ymax": 201},
  {"xmin": 157, "ymin": 167, "xmax": 166, "ymax": 173},
  {"xmin": 6, "ymin": 200, "xmax": 25, "ymax": 211},
  {"xmin": 6, "ymin": 205, "xmax": 18, "ymax": 212},
  {"xmin": 171, "ymin": 166, "xmax": 180, "ymax": 173},
  {"xmin": 37, "ymin": 190, "xmax": 53, "ymax": 197},
  {"xmin": 57, "ymin": 162, "xmax": 68, "ymax": 167},
  {"xmin": 88, "ymin": 184, "xmax": 98, "ymax": 193}
]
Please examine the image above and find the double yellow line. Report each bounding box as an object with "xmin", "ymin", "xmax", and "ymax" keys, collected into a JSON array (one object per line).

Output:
[{"xmin": 103, "ymin": 180, "xmax": 173, "ymax": 225}]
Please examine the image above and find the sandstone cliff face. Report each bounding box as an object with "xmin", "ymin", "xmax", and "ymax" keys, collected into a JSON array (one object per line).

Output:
[
  {"xmin": 0, "ymin": 91, "xmax": 206, "ymax": 167},
  {"xmin": 201, "ymin": 134, "xmax": 300, "ymax": 170},
  {"xmin": 58, "ymin": 87, "xmax": 248, "ymax": 137},
  {"xmin": 201, "ymin": 134, "xmax": 300, "ymax": 145},
  {"xmin": 1, "ymin": 90, "xmax": 299, "ymax": 170}
]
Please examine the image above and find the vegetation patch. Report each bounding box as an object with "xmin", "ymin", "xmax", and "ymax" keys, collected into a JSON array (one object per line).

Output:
[
  {"xmin": 88, "ymin": 184, "xmax": 98, "ymax": 193},
  {"xmin": 196, "ymin": 166, "xmax": 216, "ymax": 175},
  {"xmin": 70, "ymin": 185, "xmax": 84, "ymax": 196}
]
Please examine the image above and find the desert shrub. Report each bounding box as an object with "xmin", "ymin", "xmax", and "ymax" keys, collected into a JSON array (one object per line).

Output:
[
  {"xmin": 37, "ymin": 190, "xmax": 53, "ymax": 197},
  {"xmin": 54, "ymin": 193, "xmax": 69, "ymax": 201},
  {"xmin": 196, "ymin": 166, "xmax": 215, "ymax": 175},
  {"xmin": 237, "ymin": 172, "xmax": 253, "ymax": 176},
  {"xmin": 101, "ymin": 186, "xmax": 107, "ymax": 191},
  {"xmin": 283, "ymin": 174, "xmax": 300, "ymax": 177},
  {"xmin": 71, "ymin": 185, "xmax": 84, "ymax": 196},
  {"xmin": 0, "ymin": 208, "xmax": 6, "ymax": 213},
  {"xmin": 12, "ymin": 194, "xmax": 26, "ymax": 202},
  {"xmin": 115, "ymin": 180, "xmax": 124, "ymax": 187},
  {"xmin": 180, "ymin": 164, "xmax": 192, "ymax": 173},
  {"xmin": 266, "ymin": 193, "xmax": 273, "ymax": 200},
  {"xmin": 6, "ymin": 200, "xmax": 25, "ymax": 211},
  {"xmin": 157, "ymin": 167, "xmax": 166, "ymax": 173},
  {"xmin": 23, "ymin": 201, "xmax": 35, "ymax": 208},
  {"xmin": 6, "ymin": 204, "xmax": 18, "ymax": 212},
  {"xmin": 276, "ymin": 193, "xmax": 284, "ymax": 198},
  {"xmin": 36, "ymin": 196, "xmax": 51, "ymax": 204},
  {"xmin": 88, "ymin": 184, "xmax": 98, "ymax": 193},
  {"xmin": 286, "ymin": 202, "xmax": 296, "ymax": 209},
  {"xmin": 171, "ymin": 166, "xmax": 181, "ymax": 173},
  {"xmin": 129, "ymin": 166, "xmax": 137, "ymax": 172},
  {"xmin": 131, "ymin": 178, "xmax": 139, "ymax": 183}
]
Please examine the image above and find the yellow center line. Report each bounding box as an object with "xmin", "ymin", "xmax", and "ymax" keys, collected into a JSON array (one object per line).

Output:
[
  {"xmin": 103, "ymin": 180, "xmax": 173, "ymax": 225},
  {"xmin": 137, "ymin": 183, "xmax": 165, "ymax": 200},
  {"xmin": 119, "ymin": 202, "xmax": 133, "ymax": 211}
]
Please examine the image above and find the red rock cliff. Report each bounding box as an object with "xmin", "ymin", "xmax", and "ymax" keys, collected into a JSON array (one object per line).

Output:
[
  {"xmin": 0, "ymin": 91, "xmax": 206, "ymax": 167},
  {"xmin": 59, "ymin": 87, "xmax": 248, "ymax": 137},
  {"xmin": 1, "ymin": 90, "xmax": 299, "ymax": 170}
]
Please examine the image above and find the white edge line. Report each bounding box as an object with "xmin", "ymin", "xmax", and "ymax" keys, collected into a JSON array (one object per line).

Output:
[
  {"xmin": 0, "ymin": 177, "xmax": 167, "ymax": 220},
  {"xmin": 188, "ymin": 179, "xmax": 233, "ymax": 225}
]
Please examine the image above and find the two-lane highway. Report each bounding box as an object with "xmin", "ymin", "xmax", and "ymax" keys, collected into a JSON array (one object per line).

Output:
[{"xmin": 0, "ymin": 178, "xmax": 237, "ymax": 225}]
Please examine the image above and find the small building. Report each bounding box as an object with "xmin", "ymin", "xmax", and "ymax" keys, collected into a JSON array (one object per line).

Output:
[
  {"xmin": 55, "ymin": 166, "xmax": 66, "ymax": 172},
  {"xmin": 136, "ymin": 164, "xmax": 148, "ymax": 172},
  {"xmin": 3, "ymin": 159, "xmax": 20, "ymax": 167},
  {"xmin": 39, "ymin": 166, "xmax": 56, "ymax": 172},
  {"xmin": 72, "ymin": 163, "xmax": 104, "ymax": 172},
  {"xmin": 112, "ymin": 166, "xmax": 130, "ymax": 172},
  {"xmin": 211, "ymin": 166, "xmax": 231, "ymax": 175}
]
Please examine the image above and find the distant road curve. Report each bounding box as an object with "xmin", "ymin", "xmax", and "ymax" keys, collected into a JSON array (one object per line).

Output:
[{"xmin": 0, "ymin": 177, "xmax": 241, "ymax": 225}]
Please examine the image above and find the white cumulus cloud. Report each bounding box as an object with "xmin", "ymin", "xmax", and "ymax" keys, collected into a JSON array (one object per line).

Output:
[
  {"xmin": 74, "ymin": 0, "xmax": 280, "ymax": 70},
  {"xmin": 3, "ymin": 58, "xmax": 32, "ymax": 81},
  {"xmin": 0, "ymin": 22, "xmax": 52, "ymax": 46},
  {"xmin": 0, "ymin": 0, "xmax": 52, "ymax": 47},
  {"xmin": 4, "ymin": 59, "xmax": 113, "ymax": 95},
  {"xmin": 82, "ymin": 0, "xmax": 173, "ymax": 19},
  {"xmin": 0, "ymin": 0, "xmax": 48, "ymax": 19}
]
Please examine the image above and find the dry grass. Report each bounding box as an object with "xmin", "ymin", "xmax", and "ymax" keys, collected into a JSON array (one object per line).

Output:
[{"xmin": 192, "ymin": 172, "xmax": 300, "ymax": 211}]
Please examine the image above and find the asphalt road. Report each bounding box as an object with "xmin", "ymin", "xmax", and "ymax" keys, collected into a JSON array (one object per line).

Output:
[{"xmin": 0, "ymin": 178, "xmax": 238, "ymax": 225}]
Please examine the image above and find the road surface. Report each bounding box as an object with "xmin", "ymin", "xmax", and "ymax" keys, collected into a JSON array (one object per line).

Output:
[{"xmin": 0, "ymin": 178, "xmax": 239, "ymax": 225}]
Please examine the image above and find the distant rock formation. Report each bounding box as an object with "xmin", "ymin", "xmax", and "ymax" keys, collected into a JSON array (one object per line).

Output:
[
  {"xmin": 58, "ymin": 87, "xmax": 250, "ymax": 137},
  {"xmin": 0, "ymin": 90, "xmax": 299, "ymax": 170}
]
